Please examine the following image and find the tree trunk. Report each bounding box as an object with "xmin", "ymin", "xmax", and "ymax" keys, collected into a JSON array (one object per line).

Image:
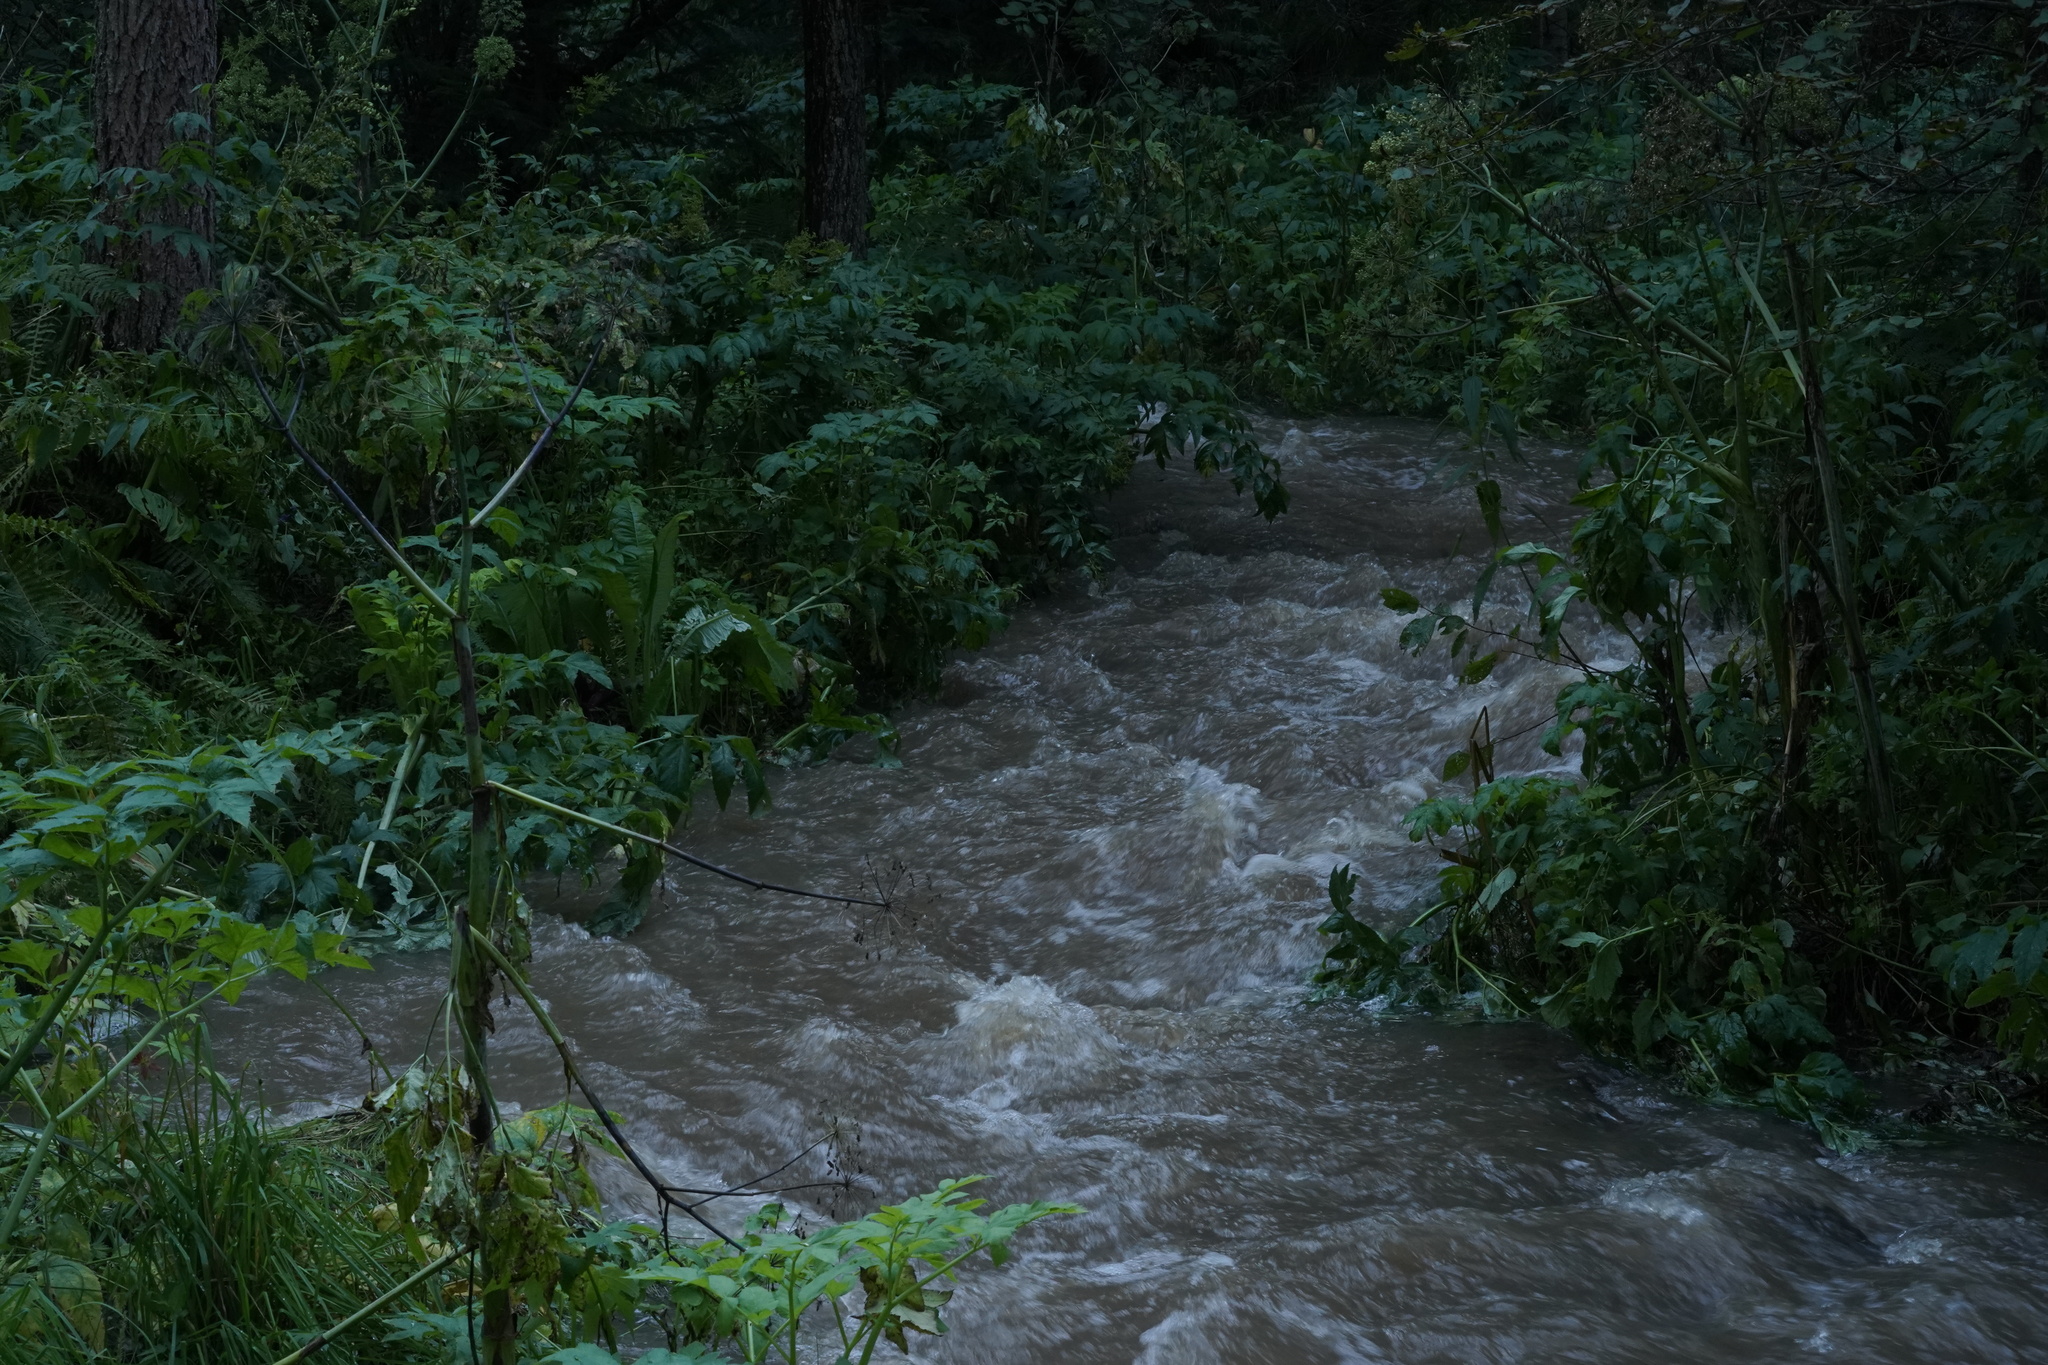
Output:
[
  {"xmin": 803, "ymin": 0, "xmax": 869, "ymax": 253},
  {"xmin": 94, "ymin": 0, "xmax": 216, "ymax": 352}
]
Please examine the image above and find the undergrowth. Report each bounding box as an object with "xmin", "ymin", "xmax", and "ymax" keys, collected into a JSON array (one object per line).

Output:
[
  {"xmin": 6, "ymin": 0, "xmax": 2048, "ymax": 1350},
  {"xmin": 1308, "ymin": 0, "xmax": 2048, "ymax": 1142}
]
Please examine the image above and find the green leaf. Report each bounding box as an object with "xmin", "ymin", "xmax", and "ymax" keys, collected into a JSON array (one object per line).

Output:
[
  {"xmin": 1952, "ymin": 925, "xmax": 2009, "ymax": 985},
  {"xmin": 1461, "ymin": 374, "xmax": 1484, "ymax": 438},
  {"xmin": 1475, "ymin": 479, "xmax": 1503, "ymax": 543},
  {"xmin": 1489, "ymin": 403, "xmax": 1522, "ymax": 460},
  {"xmin": 508, "ymin": 1163, "xmax": 554, "ymax": 1199},
  {"xmin": 735, "ymin": 1283, "xmax": 778, "ymax": 1319},
  {"xmin": 894, "ymin": 1303, "xmax": 943, "ymax": 1335},
  {"xmin": 1630, "ymin": 995, "xmax": 1666, "ymax": 1053},
  {"xmin": 2012, "ymin": 921, "xmax": 2047, "ymax": 988},
  {"xmin": 483, "ymin": 505, "xmax": 524, "ymax": 547},
  {"xmin": 543, "ymin": 1347, "xmax": 623, "ymax": 1365},
  {"xmin": 1585, "ymin": 940, "xmax": 1622, "ymax": 1001},
  {"xmin": 1459, "ymin": 651, "xmax": 1499, "ymax": 685},
  {"xmin": 1967, "ymin": 972, "xmax": 2019, "ymax": 1007},
  {"xmin": 0, "ymin": 940, "xmax": 60, "ymax": 978},
  {"xmin": 1326, "ymin": 862, "xmax": 1358, "ymax": 915},
  {"xmin": 281, "ymin": 837, "xmax": 316, "ymax": 878},
  {"xmin": 1470, "ymin": 560, "xmax": 1500, "ymax": 618},
  {"xmin": 1379, "ymin": 586, "xmax": 1420, "ymax": 613}
]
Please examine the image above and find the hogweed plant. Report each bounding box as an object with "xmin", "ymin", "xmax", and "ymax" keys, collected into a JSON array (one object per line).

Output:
[{"xmin": 0, "ymin": 262, "xmax": 1071, "ymax": 1362}]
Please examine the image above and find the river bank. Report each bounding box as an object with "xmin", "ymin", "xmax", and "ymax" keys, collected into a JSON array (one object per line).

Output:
[{"xmin": 219, "ymin": 419, "xmax": 2048, "ymax": 1363}]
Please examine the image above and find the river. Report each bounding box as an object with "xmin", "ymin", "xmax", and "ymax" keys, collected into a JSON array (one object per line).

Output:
[{"xmin": 216, "ymin": 417, "xmax": 2048, "ymax": 1363}]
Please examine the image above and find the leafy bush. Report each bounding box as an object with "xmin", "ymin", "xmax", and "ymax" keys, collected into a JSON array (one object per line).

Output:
[{"xmin": 1308, "ymin": 0, "xmax": 2048, "ymax": 1135}]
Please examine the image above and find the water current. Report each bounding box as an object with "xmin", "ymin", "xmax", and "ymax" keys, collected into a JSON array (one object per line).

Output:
[{"xmin": 218, "ymin": 418, "xmax": 2048, "ymax": 1363}]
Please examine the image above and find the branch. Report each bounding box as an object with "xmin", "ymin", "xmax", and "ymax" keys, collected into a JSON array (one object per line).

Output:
[
  {"xmin": 465, "ymin": 320, "xmax": 607, "ymax": 535},
  {"xmin": 370, "ymin": 71, "xmax": 483, "ymax": 235},
  {"xmin": 503, "ymin": 309, "xmax": 555, "ymax": 423},
  {"xmin": 486, "ymin": 781, "xmax": 890, "ymax": 907},
  {"xmin": 241, "ymin": 347, "xmax": 457, "ymax": 620},
  {"xmin": 465, "ymin": 926, "xmax": 746, "ymax": 1248}
]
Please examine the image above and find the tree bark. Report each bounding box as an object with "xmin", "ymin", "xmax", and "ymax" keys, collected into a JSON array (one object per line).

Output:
[
  {"xmin": 803, "ymin": 0, "xmax": 869, "ymax": 252},
  {"xmin": 94, "ymin": 0, "xmax": 216, "ymax": 352}
]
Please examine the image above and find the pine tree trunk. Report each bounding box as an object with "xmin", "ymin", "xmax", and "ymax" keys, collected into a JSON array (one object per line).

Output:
[
  {"xmin": 94, "ymin": 0, "xmax": 216, "ymax": 352},
  {"xmin": 802, "ymin": 0, "xmax": 869, "ymax": 253}
]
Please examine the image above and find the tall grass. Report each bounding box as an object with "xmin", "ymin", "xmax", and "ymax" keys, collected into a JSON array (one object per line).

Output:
[{"xmin": 5, "ymin": 1054, "xmax": 425, "ymax": 1364}]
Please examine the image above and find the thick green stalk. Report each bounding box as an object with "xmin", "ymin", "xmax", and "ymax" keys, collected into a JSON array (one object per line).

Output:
[
  {"xmin": 1667, "ymin": 612, "xmax": 1702, "ymax": 769},
  {"xmin": 484, "ymin": 781, "xmax": 886, "ymax": 907},
  {"xmin": 448, "ymin": 499, "xmax": 497, "ymax": 1134},
  {"xmin": 447, "ymin": 516, "xmax": 512, "ymax": 1361},
  {"xmin": 1728, "ymin": 379, "xmax": 1790, "ymax": 714},
  {"xmin": 355, "ymin": 720, "xmax": 427, "ymax": 890},
  {"xmin": 245, "ymin": 357, "xmax": 456, "ymax": 621}
]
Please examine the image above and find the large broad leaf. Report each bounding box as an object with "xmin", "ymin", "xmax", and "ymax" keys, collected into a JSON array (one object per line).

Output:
[{"xmin": 541, "ymin": 1348, "xmax": 623, "ymax": 1365}]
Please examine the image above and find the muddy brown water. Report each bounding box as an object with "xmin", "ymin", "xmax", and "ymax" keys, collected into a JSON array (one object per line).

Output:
[{"xmin": 217, "ymin": 418, "xmax": 2048, "ymax": 1363}]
